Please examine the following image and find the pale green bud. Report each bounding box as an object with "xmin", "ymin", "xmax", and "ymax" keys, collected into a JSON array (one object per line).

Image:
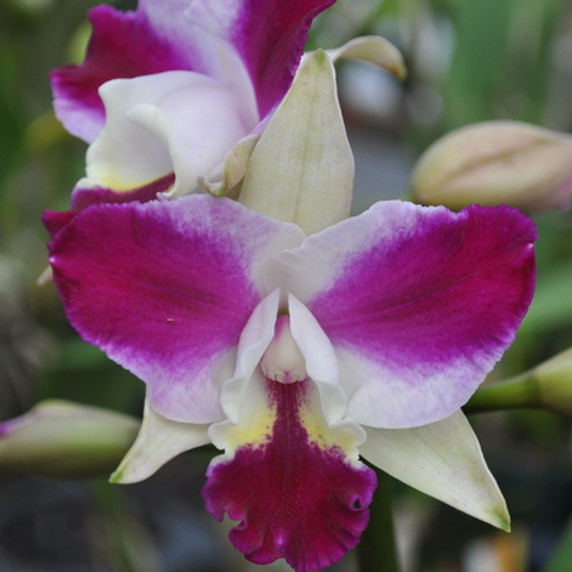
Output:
[
  {"xmin": 466, "ymin": 348, "xmax": 572, "ymax": 416},
  {"xmin": 411, "ymin": 121, "xmax": 572, "ymax": 212},
  {"xmin": 0, "ymin": 400, "xmax": 139, "ymax": 478},
  {"xmin": 533, "ymin": 348, "xmax": 572, "ymax": 416}
]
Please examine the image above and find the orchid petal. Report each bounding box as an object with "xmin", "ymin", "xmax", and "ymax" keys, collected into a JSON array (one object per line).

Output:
[
  {"xmin": 48, "ymin": 195, "xmax": 304, "ymax": 423},
  {"xmin": 288, "ymin": 294, "xmax": 351, "ymax": 431},
  {"xmin": 205, "ymin": 374, "xmax": 375, "ymax": 571},
  {"xmin": 82, "ymin": 71, "xmax": 257, "ymax": 196},
  {"xmin": 111, "ymin": 397, "xmax": 210, "ymax": 484},
  {"xmin": 50, "ymin": 1, "xmax": 252, "ymax": 142},
  {"xmin": 51, "ymin": 4, "xmax": 187, "ymax": 142},
  {"xmin": 360, "ymin": 411, "xmax": 510, "ymax": 531},
  {"xmin": 198, "ymin": 134, "xmax": 260, "ymax": 197},
  {"xmin": 206, "ymin": 300, "xmax": 372, "ymax": 570},
  {"xmin": 239, "ymin": 50, "xmax": 354, "ymax": 234},
  {"xmin": 186, "ymin": 0, "xmax": 336, "ymax": 116},
  {"xmin": 325, "ymin": 36, "xmax": 407, "ymax": 79},
  {"xmin": 43, "ymin": 174, "xmax": 175, "ymax": 242},
  {"xmin": 219, "ymin": 290, "xmax": 281, "ymax": 425},
  {"xmin": 51, "ymin": 0, "xmax": 335, "ymax": 142},
  {"xmin": 276, "ymin": 200, "xmax": 536, "ymax": 428}
]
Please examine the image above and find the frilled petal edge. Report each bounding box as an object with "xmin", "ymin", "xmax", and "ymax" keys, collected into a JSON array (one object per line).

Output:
[{"xmin": 204, "ymin": 373, "xmax": 375, "ymax": 572}]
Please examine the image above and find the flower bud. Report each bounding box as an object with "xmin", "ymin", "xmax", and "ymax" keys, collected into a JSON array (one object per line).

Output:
[
  {"xmin": 465, "ymin": 348, "xmax": 572, "ymax": 416},
  {"xmin": 410, "ymin": 121, "xmax": 572, "ymax": 212},
  {"xmin": 533, "ymin": 348, "xmax": 572, "ymax": 416},
  {"xmin": 0, "ymin": 400, "xmax": 139, "ymax": 478}
]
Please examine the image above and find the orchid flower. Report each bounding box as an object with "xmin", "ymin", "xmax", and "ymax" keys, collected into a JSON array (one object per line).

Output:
[
  {"xmin": 45, "ymin": 194, "xmax": 536, "ymax": 571},
  {"xmin": 50, "ymin": 0, "xmax": 404, "ymax": 215}
]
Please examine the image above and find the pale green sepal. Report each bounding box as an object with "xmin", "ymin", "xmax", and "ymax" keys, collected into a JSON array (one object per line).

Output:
[
  {"xmin": 325, "ymin": 36, "xmax": 407, "ymax": 79},
  {"xmin": 197, "ymin": 134, "xmax": 260, "ymax": 197},
  {"xmin": 0, "ymin": 400, "xmax": 139, "ymax": 479},
  {"xmin": 359, "ymin": 411, "xmax": 510, "ymax": 531},
  {"xmin": 111, "ymin": 398, "xmax": 210, "ymax": 484},
  {"xmin": 238, "ymin": 49, "xmax": 354, "ymax": 235}
]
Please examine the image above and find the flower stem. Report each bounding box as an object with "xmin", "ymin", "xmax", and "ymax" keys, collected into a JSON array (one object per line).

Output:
[
  {"xmin": 357, "ymin": 467, "xmax": 400, "ymax": 572},
  {"xmin": 464, "ymin": 373, "xmax": 539, "ymax": 413}
]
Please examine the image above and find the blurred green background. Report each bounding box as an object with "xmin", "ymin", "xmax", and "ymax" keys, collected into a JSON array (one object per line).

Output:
[{"xmin": 0, "ymin": 0, "xmax": 571, "ymax": 570}]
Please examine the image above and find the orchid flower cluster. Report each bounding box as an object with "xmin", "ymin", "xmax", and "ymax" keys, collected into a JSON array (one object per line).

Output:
[{"xmin": 10, "ymin": 0, "xmax": 540, "ymax": 570}]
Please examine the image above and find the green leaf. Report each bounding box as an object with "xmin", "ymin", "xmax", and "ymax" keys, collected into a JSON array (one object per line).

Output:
[{"xmin": 545, "ymin": 517, "xmax": 572, "ymax": 572}]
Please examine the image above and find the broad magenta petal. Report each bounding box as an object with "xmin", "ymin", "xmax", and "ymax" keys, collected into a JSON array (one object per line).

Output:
[
  {"xmin": 48, "ymin": 195, "xmax": 303, "ymax": 423},
  {"xmin": 189, "ymin": 0, "xmax": 336, "ymax": 116},
  {"xmin": 43, "ymin": 173, "xmax": 175, "ymax": 239},
  {"xmin": 282, "ymin": 201, "xmax": 536, "ymax": 428},
  {"xmin": 51, "ymin": 4, "xmax": 194, "ymax": 141},
  {"xmin": 203, "ymin": 377, "xmax": 376, "ymax": 571},
  {"xmin": 51, "ymin": 0, "xmax": 335, "ymax": 141}
]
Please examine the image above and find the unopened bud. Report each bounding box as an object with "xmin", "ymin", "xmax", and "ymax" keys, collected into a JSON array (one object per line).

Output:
[
  {"xmin": 411, "ymin": 121, "xmax": 572, "ymax": 212},
  {"xmin": 0, "ymin": 400, "xmax": 139, "ymax": 478},
  {"xmin": 533, "ymin": 348, "xmax": 572, "ymax": 416},
  {"xmin": 466, "ymin": 348, "xmax": 572, "ymax": 416}
]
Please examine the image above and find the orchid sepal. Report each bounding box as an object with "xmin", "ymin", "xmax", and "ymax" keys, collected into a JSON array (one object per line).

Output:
[
  {"xmin": 198, "ymin": 133, "xmax": 260, "ymax": 198},
  {"xmin": 325, "ymin": 35, "xmax": 407, "ymax": 79},
  {"xmin": 360, "ymin": 411, "xmax": 510, "ymax": 531},
  {"xmin": 110, "ymin": 397, "xmax": 210, "ymax": 484},
  {"xmin": 203, "ymin": 35, "xmax": 407, "ymax": 200},
  {"xmin": 238, "ymin": 49, "xmax": 354, "ymax": 234}
]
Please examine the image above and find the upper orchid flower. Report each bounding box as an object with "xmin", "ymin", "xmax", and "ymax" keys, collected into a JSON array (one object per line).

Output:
[
  {"xmin": 50, "ymin": 0, "xmax": 404, "ymax": 215},
  {"xmin": 46, "ymin": 194, "xmax": 536, "ymax": 571}
]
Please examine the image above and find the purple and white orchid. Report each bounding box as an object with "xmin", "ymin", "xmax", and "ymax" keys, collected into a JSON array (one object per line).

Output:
[
  {"xmin": 43, "ymin": 2, "xmax": 538, "ymax": 569},
  {"xmin": 45, "ymin": 193, "xmax": 536, "ymax": 571},
  {"xmin": 49, "ymin": 0, "xmax": 403, "ymax": 222}
]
